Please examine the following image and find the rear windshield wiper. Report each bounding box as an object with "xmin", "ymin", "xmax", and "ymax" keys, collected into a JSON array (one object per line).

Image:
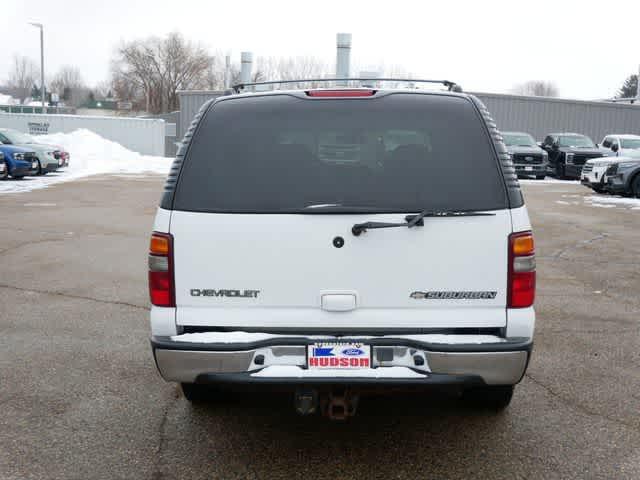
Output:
[{"xmin": 351, "ymin": 210, "xmax": 495, "ymax": 236}]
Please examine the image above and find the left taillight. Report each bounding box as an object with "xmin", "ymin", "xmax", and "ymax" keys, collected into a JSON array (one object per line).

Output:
[
  {"xmin": 508, "ymin": 231, "xmax": 536, "ymax": 308},
  {"xmin": 148, "ymin": 232, "xmax": 175, "ymax": 307}
]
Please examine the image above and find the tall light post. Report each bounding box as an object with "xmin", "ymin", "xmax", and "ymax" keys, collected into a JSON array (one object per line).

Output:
[{"xmin": 28, "ymin": 22, "xmax": 45, "ymax": 110}]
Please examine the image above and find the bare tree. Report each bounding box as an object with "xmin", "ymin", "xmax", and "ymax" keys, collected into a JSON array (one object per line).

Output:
[
  {"xmin": 110, "ymin": 32, "xmax": 213, "ymax": 113},
  {"xmin": 6, "ymin": 55, "xmax": 39, "ymax": 103},
  {"xmin": 511, "ymin": 80, "xmax": 559, "ymax": 97},
  {"xmin": 94, "ymin": 80, "xmax": 114, "ymax": 99},
  {"xmin": 250, "ymin": 56, "xmax": 329, "ymax": 88},
  {"xmin": 50, "ymin": 66, "xmax": 89, "ymax": 106}
]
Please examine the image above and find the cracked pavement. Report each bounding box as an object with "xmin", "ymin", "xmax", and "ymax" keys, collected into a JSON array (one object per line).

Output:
[{"xmin": 1, "ymin": 176, "xmax": 639, "ymax": 479}]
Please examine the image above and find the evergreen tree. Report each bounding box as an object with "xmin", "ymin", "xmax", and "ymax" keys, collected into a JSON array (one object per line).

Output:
[
  {"xmin": 30, "ymin": 84, "xmax": 41, "ymax": 99},
  {"xmin": 617, "ymin": 74, "xmax": 638, "ymax": 98}
]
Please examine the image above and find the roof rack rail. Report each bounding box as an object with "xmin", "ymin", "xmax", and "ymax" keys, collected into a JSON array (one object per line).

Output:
[{"xmin": 231, "ymin": 78, "xmax": 462, "ymax": 94}]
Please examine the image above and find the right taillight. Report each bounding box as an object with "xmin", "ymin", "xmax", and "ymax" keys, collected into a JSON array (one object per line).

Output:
[
  {"xmin": 148, "ymin": 232, "xmax": 175, "ymax": 307},
  {"xmin": 508, "ymin": 231, "xmax": 536, "ymax": 308}
]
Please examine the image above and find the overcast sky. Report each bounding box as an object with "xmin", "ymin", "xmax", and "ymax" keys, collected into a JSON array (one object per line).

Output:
[{"xmin": 3, "ymin": 0, "xmax": 639, "ymax": 99}]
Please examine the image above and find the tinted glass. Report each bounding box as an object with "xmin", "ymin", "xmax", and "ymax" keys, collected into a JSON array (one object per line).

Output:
[
  {"xmin": 621, "ymin": 138, "xmax": 640, "ymax": 149},
  {"xmin": 1, "ymin": 130, "xmax": 33, "ymax": 144},
  {"xmin": 503, "ymin": 133, "xmax": 536, "ymax": 147},
  {"xmin": 559, "ymin": 135, "xmax": 595, "ymax": 147},
  {"xmin": 174, "ymin": 93, "xmax": 508, "ymax": 213}
]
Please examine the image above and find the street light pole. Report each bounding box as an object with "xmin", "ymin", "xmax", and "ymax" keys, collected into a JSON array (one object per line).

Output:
[{"xmin": 29, "ymin": 22, "xmax": 45, "ymax": 111}]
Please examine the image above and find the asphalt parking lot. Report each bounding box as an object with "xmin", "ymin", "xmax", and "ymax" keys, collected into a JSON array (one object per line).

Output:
[{"xmin": 1, "ymin": 176, "xmax": 639, "ymax": 480}]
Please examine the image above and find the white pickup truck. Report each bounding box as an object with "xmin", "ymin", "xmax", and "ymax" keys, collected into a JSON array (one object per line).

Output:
[{"xmin": 583, "ymin": 136, "xmax": 640, "ymax": 192}]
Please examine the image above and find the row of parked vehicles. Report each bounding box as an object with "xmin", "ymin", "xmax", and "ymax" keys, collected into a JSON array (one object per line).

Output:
[
  {"xmin": 503, "ymin": 131, "xmax": 640, "ymax": 197},
  {"xmin": 0, "ymin": 128, "xmax": 70, "ymax": 180}
]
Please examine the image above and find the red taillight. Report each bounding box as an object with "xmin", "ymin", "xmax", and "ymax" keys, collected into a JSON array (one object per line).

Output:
[
  {"xmin": 148, "ymin": 232, "xmax": 175, "ymax": 307},
  {"xmin": 306, "ymin": 89, "xmax": 375, "ymax": 97},
  {"xmin": 508, "ymin": 231, "xmax": 536, "ymax": 308}
]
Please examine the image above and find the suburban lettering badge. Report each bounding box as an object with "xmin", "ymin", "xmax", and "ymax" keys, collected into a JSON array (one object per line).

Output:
[
  {"xmin": 190, "ymin": 289, "xmax": 260, "ymax": 298},
  {"xmin": 410, "ymin": 291, "xmax": 497, "ymax": 300}
]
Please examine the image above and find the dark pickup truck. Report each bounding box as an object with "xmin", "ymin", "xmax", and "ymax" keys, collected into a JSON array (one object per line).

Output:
[
  {"xmin": 502, "ymin": 131, "xmax": 548, "ymax": 179},
  {"xmin": 540, "ymin": 133, "xmax": 605, "ymax": 179}
]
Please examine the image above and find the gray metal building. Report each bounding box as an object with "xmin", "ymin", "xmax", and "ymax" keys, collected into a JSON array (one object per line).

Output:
[
  {"xmin": 474, "ymin": 92, "xmax": 640, "ymax": 142},
  {"xmin": 177, "ymin": 89, "xmax": 640, "ymax": 145},
  {"xmin": 177, "ymin": 90, "xmax": 225, "ymax": 139}
]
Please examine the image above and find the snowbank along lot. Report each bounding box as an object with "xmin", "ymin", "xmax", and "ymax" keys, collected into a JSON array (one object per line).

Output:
[{"xmin": 0, "ymin": 129, "xmax": 172, "ymax": 194}]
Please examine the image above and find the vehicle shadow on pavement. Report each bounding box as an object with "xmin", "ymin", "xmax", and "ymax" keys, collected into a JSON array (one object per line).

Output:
[{"xmin": 158, "ymin": 388, "xmax": 512, "ymax": 479}]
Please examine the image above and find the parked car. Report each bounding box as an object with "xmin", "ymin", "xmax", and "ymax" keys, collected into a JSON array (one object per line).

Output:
[
  {"xmin": 581, "ymin": 157, "xmax": 618, "ymax": 193},
  {"xmin": 0, "ymin": 144, "xmax": 39, "ymax": 179},
  {"xmin": 148, "ymin": 82, "xmax": 536, "ymax": 417},
  {"xmin": 605, "ymin": 157, "xmax": 640, "ymax": 197},
  {"xmin": 581, "ymin": 158, "xmax": 613, "ymax": 193},
  {"xmin": 502, "ymin": 131, "xmax": 548, "ymax": 179},
  {"xmin": 540, "ymin": 133, "xmax": 605, "ymax": 179},
  {"xmin": 598, "ymin": 134, "xmax": 640, "ymax": 157},
  {"xmin": 0, "ymin": 151, "xmax": 7, "ymax": 180},
  {"xmin": 0, "ymin": 128, "xmax": 65, "ymax": 174},
  {"xmin": 56, "ymin": 149, "xmax": 70, "ymax": 168}
]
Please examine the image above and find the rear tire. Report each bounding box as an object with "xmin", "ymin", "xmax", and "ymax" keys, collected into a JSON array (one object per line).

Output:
[
  {"xmin": 535, "ymin": 175, "xmax": 545, "ymax": 180},
  {"xmin": 11, "ymin": 175, "xmax": 24, "ymax": 180},
  {"xmin": 631, "ymin": 175, "xmax": 640, "ymax": 198},
  {"xmin": 180, "ymin": 382, "xmax": 211, "ymax": 403},
  {"xmin": 462, "ymin": 385, "xmax": 514, "ymax": 411}
]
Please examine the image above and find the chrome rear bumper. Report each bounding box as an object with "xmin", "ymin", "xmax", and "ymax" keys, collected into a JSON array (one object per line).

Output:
[{"xmin": 152, "ymin": 334, "xmax": 532, "ymax": 386}]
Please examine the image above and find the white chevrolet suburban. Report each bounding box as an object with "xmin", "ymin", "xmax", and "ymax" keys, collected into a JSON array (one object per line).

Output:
[{"xmin": 148, "ymin": 80, "xmax": 536, "ymax": 418}]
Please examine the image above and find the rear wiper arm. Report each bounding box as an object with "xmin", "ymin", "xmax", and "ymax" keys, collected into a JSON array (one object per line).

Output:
[{"xmin": 351, "ymin": 210, "xmax": 495, "ymax": 236}]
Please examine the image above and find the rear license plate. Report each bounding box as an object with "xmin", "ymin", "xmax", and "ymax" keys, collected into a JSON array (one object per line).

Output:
[
  {"xmin": 525, "ymin": 166, "xmax": 533, "ymax": 171},
  {"xmin": 32, "ymin": 161, "xmax": 38, "ymax": 169},
  {"xmin": 308, "ymin": 342, "xmax": 371, "ymax": 369}
]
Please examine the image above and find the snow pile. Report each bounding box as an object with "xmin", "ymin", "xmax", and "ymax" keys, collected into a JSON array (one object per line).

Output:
[
  {"xmin": 520, "ymin": 178, "xmax": 580, "ymax": 185},
  {"xmin": 0, "ymin": 93, "xmax": 18, "ymax": 105},
  {"xmin": 0, "ymin": 129, "xmax": 172, "ymax": 194},
  {"xmin": 585, "ymin": 195, "xmax": 640, "ymax": 210}
]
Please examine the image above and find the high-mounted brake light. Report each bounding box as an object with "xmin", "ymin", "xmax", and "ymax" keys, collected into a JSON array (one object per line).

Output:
[
  {"xmin": 508, "ymin": 231, "xmax": 536, "ymax": 308},
  {"xmin": 148, "ymin": 232, "xmax": 175, "ymax": 307},
  {"xmin": 306, "ymin": 90, "xmax": 375, "ymax": 97}
]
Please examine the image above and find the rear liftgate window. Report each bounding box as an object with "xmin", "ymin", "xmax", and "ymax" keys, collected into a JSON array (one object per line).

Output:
[{"xmin": 174, "ymin": 94, "xmax": 508, "ymax": 213}]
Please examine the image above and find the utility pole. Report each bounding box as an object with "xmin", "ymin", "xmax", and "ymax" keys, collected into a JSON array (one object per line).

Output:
[
  {"xmin": 637, "ymin": 64, "xmax": 640, "ymax": 102},
  {"xmin": 29, "ymin": 22, "xmax": 45, "ymax": 111},
  {"xmin": 224, "ymin": 55, "xmax": 231, "ymax": 89}
]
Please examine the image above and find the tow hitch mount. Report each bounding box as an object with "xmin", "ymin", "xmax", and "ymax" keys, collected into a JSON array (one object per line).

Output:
[
  {"xmin": 294, "ymin": 387, "xmax": 360, "ymax": 420},
  {"xmin": 321, "ymin": 388, "xmax": 359, "ymax": 420}
]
